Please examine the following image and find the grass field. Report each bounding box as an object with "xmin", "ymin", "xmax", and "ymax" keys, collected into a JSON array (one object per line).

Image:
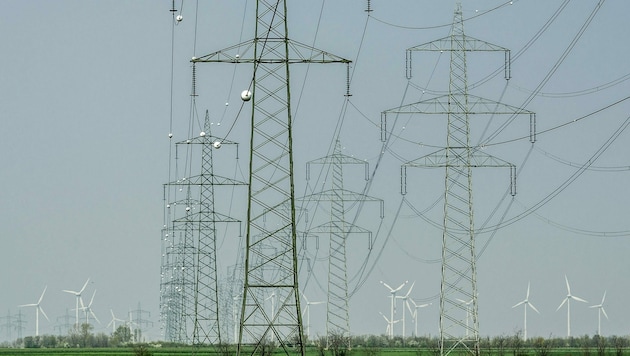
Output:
[{"xmin": 0, "ymin": 348, "xmax": 625, "ymax": 356}]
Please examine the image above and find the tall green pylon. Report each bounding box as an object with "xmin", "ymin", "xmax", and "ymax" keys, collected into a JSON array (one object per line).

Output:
[
  {"xmin": 382, "ymin": 3, "xmax": 535, "ymax": 356},
  {"xmin": 194, "ymin": 2, "xmax": 350, "ymax": 356}
]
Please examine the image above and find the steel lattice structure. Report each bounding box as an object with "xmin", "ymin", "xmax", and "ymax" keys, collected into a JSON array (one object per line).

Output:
[
  {"xmin": 161, "ymin": 111, "xmax": 244, "ymax": 347},
  {"xmin": 382, "ymin": 4, "xmax": 535, "ymax": 356},
  {"xmin": 192, "ymin": 2, "xmax": 349, "ymax": 355},
  {"xmin": 300, "ymin": 140, "xmax": 383, "ymax": 348}
]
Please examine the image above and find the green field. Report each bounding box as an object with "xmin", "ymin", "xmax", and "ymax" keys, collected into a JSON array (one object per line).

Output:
[{"xmin": 0, "ymin": 348, "xmax": 625, "ymax": 356}]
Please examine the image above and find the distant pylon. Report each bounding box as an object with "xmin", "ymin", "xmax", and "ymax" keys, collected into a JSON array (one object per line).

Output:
[
  {"xmin": 161, "ymin": 110, "xmax": 244, "ymax": 347},
  {"xmin": 193, "ymin": 1, "xmax": 350, "ymax": 355},
  {"xmin": 382, "ymin": 3, "xmax": 535, "ymax": 356},
  {"xmin": 300, "ymin": 139, "xmax": 383, "ymax": 348}
]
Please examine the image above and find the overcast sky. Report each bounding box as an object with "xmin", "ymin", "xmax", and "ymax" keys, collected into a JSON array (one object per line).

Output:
[{"xmin": 2, "ymin": 0, "xmax": 630, "ymax": 342}]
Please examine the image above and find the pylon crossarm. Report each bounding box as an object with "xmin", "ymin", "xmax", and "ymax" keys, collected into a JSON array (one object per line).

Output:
[
  {"xmin": 164, "ymin": 174, "xmax": 247, "ymax": 186},
  {"xmin": 298, "ymin": 188, "xmax": 382, "ymax": 203},
  {"xmin": 192, "ymin": 39, "xmax": 350, "ymax": 64},
  {"xmin": 407, "ymin": 35, "xmax": 509, "ymax": 53},
  {"xmin": 176, "ymin": 136, "xmax": 238, "ymax": 145},
  {"xmin": 403, "ymin": 149, "xmax": 514, "ymax": 168},
  {"xmin": 383, "ymin": 94, "xmax": 534, "ymax": 115},
  {"xmin": 307, "ymin": 221, "xmax": 372, "ymax": 235},
  {"xmin": 172, "ymin": 211, "xmax": 241, "ymax": 224}
]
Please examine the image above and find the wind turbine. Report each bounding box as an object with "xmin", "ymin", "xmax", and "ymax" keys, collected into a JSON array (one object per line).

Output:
[
  {"xmin": 379, "ymin": 312, "xmax": 401, "ymax": 339},
  {"xmin": 512, "ymin": 282, "xmax": 539, "ymax": 341},
  {"xmin": 380, "ymin": 280, "xmax": 407, "ymax": 337},
  {"xmin": 589, "ymin": 291, "xmax": 608, "ymax": 335},
  {"xmin": 556, "ymin": 275, "xmax": 587, "ymax": 337},
  {"xmin": 456, "ymin": 298, "xmax": 473, "ymax": 336},
  {"xmin": 107, "ymin": 309, "xmax": 125, "ymax": 333},
  {"xmin": 302, "ymin": 293, "xmax": 325, "ymax": 341},
  {"xmin": 395, "ymin": 281, "xmax": 415, "ymax": 339},
  {"xmin": 63, "ymin": 278, "xmax": 90, "ymax": 327},
  {"xmin": 407, "ymin": 298, "xmax": 431, "ymax": 337},
  {"xmin": 265, "ymin": 290, "xmax": 277, "ymax": 319},
  {"xmin": 80, "ymin": 290, "xmax": 100, "ymax": 325},
  {"xmin": 18, "ymin": 286, "xmax": 49, "ymax": 336}
]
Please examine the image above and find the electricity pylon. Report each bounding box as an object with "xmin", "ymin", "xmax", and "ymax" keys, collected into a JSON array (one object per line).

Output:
[
  {"xmin": 161, "ymin": 110, "xmax": 244, "ymax": 347},
  {"xmin": 300, "ymin": 139, "xmax": 383, "ymax": 348},
  {"xmin": 193, "ymin": 2, "xmax": 349, "ymax": 356},
  {"xmin": 382, "ymin": 4, "xmax": 535, "ymax": 356}
]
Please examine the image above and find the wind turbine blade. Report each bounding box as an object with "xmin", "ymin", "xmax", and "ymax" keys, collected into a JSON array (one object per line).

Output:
[
  {"xmin": 406, "ymin": 300, "xmax": 414, "ymax": 315},
  {"xmin": 91, "ymin": 310, "xmax": 100, "ymax": 324},
  {"xmin": 38, "ymin": 286, "xmax": 48, "ymax": 304},
  {"xmin": 79, "ymin": 278, "xmax": 90, "ymax": 294},
  {"xmin": 88, "ymin": 290, "xmax": 96, "ymax": 306},
  {"xmin": 557, "ymin": 298, "xmax": 567, "ymax": 311},
  {"xmin": 302, "ymin": 293, "xmax": 309, "ymax": 304},
  {"xmin": 404, "ymin": 281, "xmax": 415, "ymax": 298},
  {"xmin": 62, "ymin": 289, "xmax": 77, "ymax": 295},
  {"xmin": 526, "ymin": 282, "xmax": 531, "ymax": 299},
  {"xmin": 311, "ymin": 301, "xmax": 325, "ymax": 305},
  {"xmin": 512, "ymin": 300, "xmax": 525, "ymax": 309},
  {"xmin": 380, "ymin": 281, "xmax": 394, "ymax": 291},
  {"xmin": 529, "ymin": 302, "xmax": 540, "ymax": 314},
  {"xmin": 39, "ymin": 306, "xmax": 50, "ymax": 322},
  {"xmin": 601, "ymin": 291, "xmax": 607, "ymax": 304},
  {"xmin": 393, "ymin": 281, "xmax": 407, "ymax": 293},
  {"xmin": 602, "ymin": 307, "xmax": 609, "ymax": 320},
  {"xmin": 573, "ymin": 296, "xmax": 588, "ymax": 303},
  {"xmin": 79, "ymin": 297, "xmax": 86, "ymax": 309},
  {"xmin": 19, "ymin": 303, "xmax": 37, "ymax": 308},
  {"xmin": 565, "ymin": 275, "xmax": 571, "ymax": 294}
]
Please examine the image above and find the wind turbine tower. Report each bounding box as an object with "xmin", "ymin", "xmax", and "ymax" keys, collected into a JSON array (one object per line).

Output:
[
  {"xmin": 301, "ymin": 139, "xmax": 383, "ymax": 348},
  {"xmin": 193, "ymin": 2, "xmax": 350, "ymax": 356},
  {"xmin": 382, "ymin": 3, "xmax": 535, "ymax": 356}
]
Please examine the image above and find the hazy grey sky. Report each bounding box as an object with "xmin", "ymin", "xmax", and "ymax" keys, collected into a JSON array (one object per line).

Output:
[{"xmin": 2, "ymin": 1, "xmax": 630, "ymax": 342}]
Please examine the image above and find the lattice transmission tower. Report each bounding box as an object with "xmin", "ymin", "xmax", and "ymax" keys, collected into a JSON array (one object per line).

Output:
[
  {"xmin": 300, "ymin": 139, "xmax": 383, "ymax": 348},
  {"xmin": 161, "ymin": 110, "xmax": 244, "ymax": 346},
  {"xmin": 381, "ymin": 4, "xmax": 535, "ymax": 356},
  {"xmin": 193, "ymin": 2, "xmax": 350, "ymax": 356}
]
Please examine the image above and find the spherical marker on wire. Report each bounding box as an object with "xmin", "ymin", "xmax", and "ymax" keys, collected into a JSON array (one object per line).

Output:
[
  {"xmin": 213, "ymin": 141, "xmax": 222, "ymax": 149},
  {"xmin": 241, "ymin": 90, "xmax": 252, "ymax": 102}
]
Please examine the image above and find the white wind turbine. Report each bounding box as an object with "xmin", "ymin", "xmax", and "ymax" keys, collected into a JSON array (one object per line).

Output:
[
  {"xmin": 379, "ymin": 312, "xmax": 401, "ymax": 339},
  {"xmin": 395, "ymin": 281, "xmax": 415, "ymax": 339},
  {"xmin": 456, "ymin": 298, "xmax": 473, "ymax": 336},
  {"xmin": 380, "ymin": 280, "xmax": 407, "ymax": 338},
  {"xmin": 512, "ymin": 282, "xmax": 539, "ymax": 341},
  {"xmin": 63, "ymin": 278, "xmax": 90, "ymax": 327},
  {"xmin": 80, "ymin": 290, "xmax": 100, "ymax": 325},
  {"xmin": 589, "ymin": 291, "xmax": 608, "ymax": 335},
  {"xmin": 556, "ymin": 275, "xmax": 588, "ymax": 337},
  {"xmin": 265, "ymin": 290, "xmax": 277, "ymax": 320},
  {"xmin": 18, "ymin": 286, "xmax": 49, "ymax": 336},
  {"xmin": 407, "ymin": 298, "xmax": 431, "ymax": 337},
  {"xmin": 107, "ymin": 309, "xmax": 125, "ymax": 333},
  {"xmin": 302, "ymin": 293, "xmax": 325, "ymax": 341}
]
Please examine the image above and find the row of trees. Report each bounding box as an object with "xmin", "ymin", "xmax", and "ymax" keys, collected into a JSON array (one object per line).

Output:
[
  {"xmin": 2, "ymin": 327, "xmax": 629, "ymax": 356},
  {"xmin": 0, "ymin": 323, "xmax": 134, "ymax": 348},
  {"xmin": 317, "ymin": 333, "xmax": 629, "ymax": 356}
]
